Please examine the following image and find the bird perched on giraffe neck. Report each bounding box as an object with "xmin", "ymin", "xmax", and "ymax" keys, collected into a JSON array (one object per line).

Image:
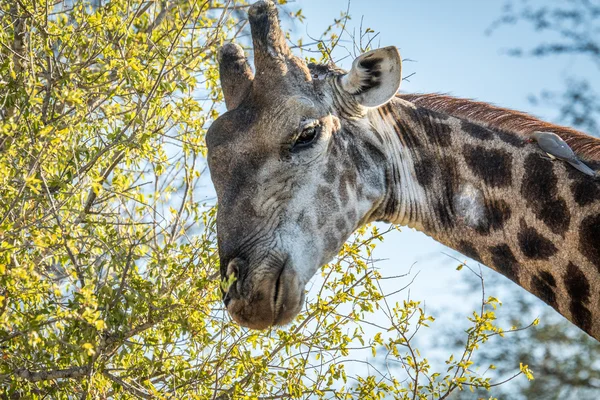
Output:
[{"xmin": 530, "ymin": 131, "xmax": 598, "ymax": 178}]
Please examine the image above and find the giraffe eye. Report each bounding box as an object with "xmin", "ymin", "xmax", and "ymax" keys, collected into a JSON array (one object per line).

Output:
[{"xmin": 293, "ymin": 125, "xmax": 320, "ymax": 149}]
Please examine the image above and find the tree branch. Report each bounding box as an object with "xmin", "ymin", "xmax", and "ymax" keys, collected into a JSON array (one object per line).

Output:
[
  {"xmin": 9, "ymin": 366, "xmax": 89, "ymax": 382},
  {"xmin": 103, "ymin": 371, "xmax": 153, "ymax": 399}
]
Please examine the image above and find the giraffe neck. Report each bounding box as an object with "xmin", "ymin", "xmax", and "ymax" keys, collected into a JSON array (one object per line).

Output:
[{"xmin": 367, "ymin": 97, "xmax": 600, "ymax": 340}]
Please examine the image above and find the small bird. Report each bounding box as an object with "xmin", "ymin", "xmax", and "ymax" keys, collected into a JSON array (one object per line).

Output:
[{"xmin": 530, "ymin": 131, "xmax": 597, "ymax": 177}]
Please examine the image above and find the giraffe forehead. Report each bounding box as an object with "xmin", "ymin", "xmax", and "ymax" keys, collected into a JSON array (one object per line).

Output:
[{"xmin": 223, "ymin": 95, "xmax": 322, "ymax": 134}]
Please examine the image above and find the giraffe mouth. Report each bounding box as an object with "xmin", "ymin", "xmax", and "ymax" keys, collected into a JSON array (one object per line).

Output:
[
  {"xmin": 272, "ymin": 258, "xmax": 304, "ymax": 327},
  {"xmin": 224, "ymin": 256, "xmax": 304, "ymax": 330},
  {"xmin": 272, "ymin": 264, "xmax": 284, "ymax": 324}
]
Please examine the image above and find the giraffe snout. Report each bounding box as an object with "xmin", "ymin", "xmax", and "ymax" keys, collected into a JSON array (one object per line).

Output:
[{"xmin": 222, "ymin": 257, "xmax": 304, "ymax": 330}]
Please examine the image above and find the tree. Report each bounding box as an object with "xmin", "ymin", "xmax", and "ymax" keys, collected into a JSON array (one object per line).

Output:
[{"xmin": 0, "ymin": 1, "xmax": 521, "ymax": 397}]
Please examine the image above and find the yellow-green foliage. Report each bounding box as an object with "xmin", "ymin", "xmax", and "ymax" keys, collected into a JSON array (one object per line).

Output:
[{"xmin": 0, "ymin": 1, "xmax": 529, "ymax": 398}]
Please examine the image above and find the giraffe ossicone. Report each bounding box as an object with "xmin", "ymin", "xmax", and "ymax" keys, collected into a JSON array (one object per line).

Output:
[{"xmin": 206, "ymin": 0, "xmax": 600, "ymax": 340}]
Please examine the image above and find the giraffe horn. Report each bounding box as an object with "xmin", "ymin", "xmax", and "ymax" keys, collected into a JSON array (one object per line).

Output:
[
  {"xmin": 218, "ymin": 43, "xmax": 254, "ymax": 110},
  {"xmin": 248, "ymin": 1, "xmax": 310, "ymax": 81}
]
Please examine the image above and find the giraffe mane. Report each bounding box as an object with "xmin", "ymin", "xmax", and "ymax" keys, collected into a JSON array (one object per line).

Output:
[{"xmin": 398, "ymin": 93, "xmax": 600, "ymax": 163}]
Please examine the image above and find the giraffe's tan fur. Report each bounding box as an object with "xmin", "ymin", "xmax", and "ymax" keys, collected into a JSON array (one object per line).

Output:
[
  {"xmin": 207, "ymin": 0, "xmax": 600, "ymax": 340},
  {"xmin": 373, "ymin": 100, "xmax": 600, "ymax": 338}
]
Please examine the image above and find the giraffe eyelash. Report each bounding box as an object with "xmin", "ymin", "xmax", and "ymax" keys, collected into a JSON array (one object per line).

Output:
[{"xmin": 292, "ymin": 121, "xmax": 321, "ymax": 151}]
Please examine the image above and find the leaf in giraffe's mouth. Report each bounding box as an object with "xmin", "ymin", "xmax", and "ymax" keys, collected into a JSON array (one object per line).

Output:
[{"xmin": 220, "ymin": 273, "xmax": 237, "ymax": 293}]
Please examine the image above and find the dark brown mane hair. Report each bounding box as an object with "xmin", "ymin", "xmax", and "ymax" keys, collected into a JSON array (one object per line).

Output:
[{"xmin": 398, "ymin": 93, "xmax": 600, "ymax": 162}]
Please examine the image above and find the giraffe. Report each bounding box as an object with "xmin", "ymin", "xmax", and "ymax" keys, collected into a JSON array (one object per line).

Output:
[{"xmin": 206, "ymin": 1, "xmax": 600, "ymax": 340}]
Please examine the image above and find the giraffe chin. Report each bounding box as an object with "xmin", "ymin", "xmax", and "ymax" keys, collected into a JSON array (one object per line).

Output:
[{"xmin": 226, "ymin": 264, "xmax": 305, "ymax": 330}]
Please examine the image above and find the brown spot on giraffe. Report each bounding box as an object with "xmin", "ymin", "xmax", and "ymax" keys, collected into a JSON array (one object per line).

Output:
[
  {"xmin": 324, "ymin": 159, "xmax": 337, "ymax": 184},
  {"xmin": 489, "ymin": 244, "xmax": 520, "ymax": 284},
  {"xmin": 434, "ymin": 156, "xmax": 460, "ymax": 231},
  {"xmin": 461, "ymin": 120, "xmax": 493, "ymax": 141},
  {"xmin": 564, "ymin": 262, "xmax": 592, "ymax": 334},
  {"xmin": 335, "ymin": 217, "xmax": 347, "ymax": 232},
  {"xmin": 419, "ymin": 114, "xmax": 453, "ymax": 147},
  {"xmin": 495, "ymin": 129, "xmax": 526, "ymax": 148},
  {"xmin": 296, "ymin": 210, "xmax": 312, "ymax": 232},
  {"xmin": 463, "ymin": 145, "xmax": 513, "ymax": 188},
  {"xmin": 347, "ymin": 209, "xmax": 357, "ymax": 224},
  {"xmin": 531, "ymin": 271, "xmax": 558, "ymax": 309},
  {"xmin": 325, "ymin": 230, "xmax": 340, "ymax": 253},
  {"xmin": 397, "ymin": 119, "xmax": 423, "ymax": 148},
  {"xmin": 348, "ymin": 137, "xmax": 372, "ymax": 173},
  {"xmin": 413, "ymin": 158, "xmax": 434, "ymax": 187},
  {"xmin": 518, "ymin": 221, "xmax": 559, "ymax": 260},
  {"xmin": 316, "ymin": 186, "xmax": 336, "ymax": 226},
  {"xmin": 457, "ymin": 241, "xmax": 482, "ymax": 263},
  {"xmin": 571, "ymin": 179, "xmax": 600, "ymax": 207},
  {"xmin": 567, "ymin": 163, "xmax": 600, "ymax": 207},
  {"xmin": 363, "ymin": 140, "xmax": 387, "ymax": 165},
  {"xmin": 521, "ymin": 154, "xmax": 571, "ymax": 236},
  {"xmin": 579, "ymin": 214, "xmax": 600, "ymax": 273}
]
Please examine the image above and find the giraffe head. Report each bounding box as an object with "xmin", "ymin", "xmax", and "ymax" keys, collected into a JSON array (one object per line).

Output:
[{"xmin": 206, "ymin": 0, "xmax": 402, "ymax": 329}]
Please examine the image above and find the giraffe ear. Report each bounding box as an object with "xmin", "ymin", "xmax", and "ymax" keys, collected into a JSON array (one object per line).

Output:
[{"xmin": 340, "ymin": 46, "xmax": 402, "ymax": 107}]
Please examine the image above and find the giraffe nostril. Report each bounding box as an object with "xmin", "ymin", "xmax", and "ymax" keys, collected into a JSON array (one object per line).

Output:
[
  {"xmin": 224, "ymin": 257, "xmax": 247, "ymax": 296},
  {"xmin": 227, "ymin": 257, "xmax": 246, "ymax": 278}
]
